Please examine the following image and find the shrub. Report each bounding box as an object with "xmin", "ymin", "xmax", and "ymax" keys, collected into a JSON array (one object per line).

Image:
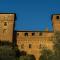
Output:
[
  {"xmin": 19, "ymin": 54, "xmax": 36, "ymax": 60},
  {"xmin": 0, "ymin": 45, "xmax": 16, "ymax": 60}
]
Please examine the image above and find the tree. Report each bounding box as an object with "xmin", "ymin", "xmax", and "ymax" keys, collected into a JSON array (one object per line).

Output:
[
  {"xmin": 39, "ymin": 48, "xmax": 55, "ymax": 60},
  {"xmin": 53, "ymin": 31, "xmax": 60, "ymax": 60},
  {"xmin": 27, "ymin": 54, "xmax": 36, "ymax": 60},
  {"xmin": 0, "ymin": 45, "xmax": 16, "ymax": 60},
  {"xmin": 19, "ymin": 54, "xmax": 36, "ymax": 60}
]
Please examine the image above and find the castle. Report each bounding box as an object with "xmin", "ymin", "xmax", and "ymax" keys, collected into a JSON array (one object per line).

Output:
[{"xmin": 0, "ymin": 13, "xmax": 60, "ymax": 60}]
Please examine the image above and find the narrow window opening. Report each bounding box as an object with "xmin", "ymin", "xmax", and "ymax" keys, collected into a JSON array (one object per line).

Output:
[
  {"xmin": 17, "ymin": 33, "xmax": 19, "ymax": 36},
  {"xmin": 24, "ymin": 33, "xmax": 28, "ymax": 36},
  {"xmin": 39, "ymin": 44, "xmax": 41, "ymax": 49},
  {"xmin": 4, "ymin": 22, "xmax": 7, "ymax": 26},
  {"xmin": 32, "ymin": 32, "xmax": 35, "ymax": 36},
  {"xmin": 29, "ymin": 44, "xmax": 32, "ymax": 48},
  {"xmin": 17, "ymin": 33, "xmax": 19, "ymax": 38},
  {"xmin": 56, "ymin": 16, "xmax": 59, "ymax": 19},
  {"xmin": 39, "ymin": 32, "xmax": 42, "ymax": 36}
]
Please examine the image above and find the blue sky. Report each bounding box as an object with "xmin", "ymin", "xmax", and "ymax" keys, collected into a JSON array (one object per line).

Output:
[{"xmin": 0, "ymin": 0, "xmax": 60, "ymax": 31}]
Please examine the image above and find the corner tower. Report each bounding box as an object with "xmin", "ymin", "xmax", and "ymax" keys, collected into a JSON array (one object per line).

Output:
[
  {"xmin": 0, "ymin": 13, "xmax": 15, "ymax": 42},
  {"xmin": 52, "ymin": 14, "xmax": 60, "ymax": 31}
]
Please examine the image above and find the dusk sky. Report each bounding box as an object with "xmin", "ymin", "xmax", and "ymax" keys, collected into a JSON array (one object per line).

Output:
[{"xmin": 0, "ymin": 0, "xmax": 60, "ymax": 31}]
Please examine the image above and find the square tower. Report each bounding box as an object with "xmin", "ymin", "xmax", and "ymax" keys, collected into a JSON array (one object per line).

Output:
[
  {"xmin": 52, "ymin": 14, "xmax": 60, "ymax": 31},
  {"xmin": 0, "ymin": 13, "xmax": 15, "ymax": 42}
]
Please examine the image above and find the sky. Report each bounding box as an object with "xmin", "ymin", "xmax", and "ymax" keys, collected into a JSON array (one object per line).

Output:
[{"xmin": 0, "ymin": 0, "xmax": 60, "ymax": 31}]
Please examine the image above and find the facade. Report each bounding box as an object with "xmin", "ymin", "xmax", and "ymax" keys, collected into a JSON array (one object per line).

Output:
[
  {"xmin": 0, "ymin": 13, "xmax": 60, "ymax": 60},
  {"xmin": 16, "ymin": 31, "xmax": 54, "ymax": 60},
  {"xmin": 16, "ymin": 14, "xmax": 60, "ymax": 60}
]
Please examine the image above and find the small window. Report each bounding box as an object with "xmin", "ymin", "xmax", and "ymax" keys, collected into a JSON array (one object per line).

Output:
[
  {"xmin": 39, "ymin": 32, "xmax": 42, "ymax": 36},
  {"xmin": 24, "ymin": 33, "xmax": 28, "ymax": 36},
  {"xmin": 4, "ymin": 22, "xmax": 7, "ymax": 26},
  {"xmin": 32, "ymin": 32, "xmax": 35, "ymax": 36},
  {"xmin": 39, "ymin": 44, "xmax": 41, "ymax": 49},
  {"xmin": 56, "ymin": 16, "xmax": 59, "ymax": 19},
  {"xmin": 17, "ymin": 33, "xmax": 19, "ymax": 36},
  {"xmin": 29, "ymin": 44, "xmax": 32, "ymax": 48},
  {"xmin": 21, "ymin": 44, "xmax": 24, "ymax": 49},
  {"xmin": 17, "ymin": 33, "xmax": 19, "ymax": 37}
]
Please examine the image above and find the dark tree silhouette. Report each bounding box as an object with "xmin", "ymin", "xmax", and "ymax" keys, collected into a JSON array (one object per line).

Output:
[
  {"xmin": 20, "ymin": 51, "xmax": 27, "ymax": 56},
  {"xmin": 53, "ymin": 31, "xmax": 60, "ymax": 60},
  {"xmin": 27, "ymin": 54, "xmax": 36, "ymax": 60},
  {"xmin": 0, "ymin": 45, "xmax": 16, "ymax": 60},
  {"xmin": 39, "ymin": 49, "xmax": 55, "ymax": 60},
  {"xmin": 19, "ymin": 54, "xmax": 36, "ymax": 60}
]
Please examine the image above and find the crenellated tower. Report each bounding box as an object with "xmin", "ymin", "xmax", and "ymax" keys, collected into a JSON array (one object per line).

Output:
[
  {"xmin": 52, "ymin": 14, "xmax": 60, "ymax": 31},
  {"xmin": 0, "ymin": 13, "xmax": 15, "ymax": 42}
]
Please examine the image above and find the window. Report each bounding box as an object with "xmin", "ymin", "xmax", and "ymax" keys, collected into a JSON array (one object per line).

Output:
[
  {"xmin": 17, "ymin": 33, "xmax": 19, "ymax": 37},
  {"xmin": 32, "ymin": 32, "xmax": 35, "ymax": 36},
  {"xmin": 39, "ymin": 44, "xmax": 41, "ymax": 49},
  {"xmin": 17, "ymin": 33, "xmax": 19, "ymax": 36},
  {"xmin": 4, "ymin": 22, "xmax": 7, "ymax": 26},
  {"xmin": 56, "ymin": 16, "xmax": 59, "ymax": 19},
  {"xmin": 29, "ymin": 44, "xmax": 32, "ymax": 48},
  {"xmin": 24, "ymin": 33, "xmax": 28, "ymax": 36},
  {"xmin": 39, "ymin": 32, "xmax": 42, "ymax": 36}
]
